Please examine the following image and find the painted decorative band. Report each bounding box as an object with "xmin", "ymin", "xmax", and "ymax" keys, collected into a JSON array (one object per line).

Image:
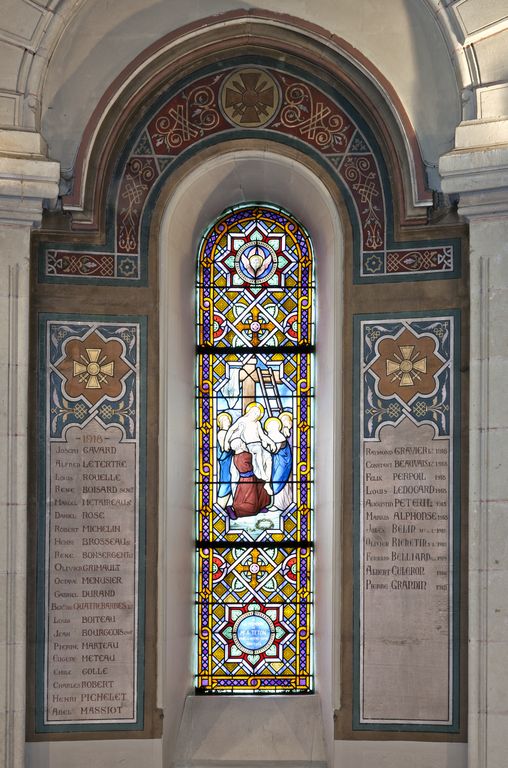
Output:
[{"xmin": 38, "ymin": 62, "xmax": 459, "ymax": 286}]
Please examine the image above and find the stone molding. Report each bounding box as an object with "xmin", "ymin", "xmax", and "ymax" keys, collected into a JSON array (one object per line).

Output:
[
  {"xmin": 440, "ymin": 124, "xmax": 508, "ymax": 768},
  {"xmin": 0, "ymin": 131, "xmax": 59, "ymax": 227},
  {"xmin": 454, "ymin": 118, "xmax": 508, "ymax": 150},
  {"xmin": 0, "ymin": 230, "xmax": 33, "ymax": 768},
  {"xmin": 439, "ymin": 130, "xmax": 508, "ymax": 218},
  {"xmin": 0, "ymin": 0, "xmax": 88, "ymax": 130}
]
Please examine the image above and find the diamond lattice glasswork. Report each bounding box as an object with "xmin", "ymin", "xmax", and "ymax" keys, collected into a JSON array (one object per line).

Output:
[{"xmin": 196, "ymin": 203, "xmax": 314, "ymax": 693}]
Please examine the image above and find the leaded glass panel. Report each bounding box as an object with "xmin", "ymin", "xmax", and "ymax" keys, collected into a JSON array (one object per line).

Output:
[{"xmin": 196, "ymin": 204, "xmax": 314, "ymax": 693}]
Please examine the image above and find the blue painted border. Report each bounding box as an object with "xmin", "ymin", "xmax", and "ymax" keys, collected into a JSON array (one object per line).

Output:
[
  {"xmin": 352, "ymin": 309, "xmax": 461, "ymax": 733},
  {"xmin": 35, "ymin": 313, "xmax": 147, "ymax": 733},
  {"xmin": 37, "ymin": 55, "xmax": 461, "ymax": 287}
]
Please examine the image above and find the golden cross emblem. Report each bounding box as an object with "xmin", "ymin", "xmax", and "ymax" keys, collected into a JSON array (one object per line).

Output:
[
  {"xmin": 236, "ymin": 550, "xmax": 269, "ymax": 587},
  {"xmin": 385, "ymin": 345, "xmax": 427, "ymax": 387},
  {"xmin": 73, "ymin": 348, "xmax": 115, "ymax": 389},
  {"xmin": 235, "ymin": 306, "xmax": 275, "ymax": 346}
]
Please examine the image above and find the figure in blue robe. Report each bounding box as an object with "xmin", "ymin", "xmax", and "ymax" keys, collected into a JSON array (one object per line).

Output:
[
  {"xmin": 216, "ymin": 412, "xmax": 234, "ymax": 507},
  {"xmin": 272, "ymin": 441, "xmax": 292, "ymax": 493},
  {"xmin": 217, "ymin": 443, "xmax": 233, "ymax": 499},
  {"xmin": 265, "ymin": 416, "xmax": 293, "ymax": 510}
]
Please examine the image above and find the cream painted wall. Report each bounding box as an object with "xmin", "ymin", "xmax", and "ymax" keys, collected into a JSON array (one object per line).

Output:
[
  {"xmin": 0, "ymin": 1, "xmax": 504, "ymax": 164},
  {"xmin": 0, "ymin": 2, "xmax": 507, "ymax": 767},
  {"xmin": 157, "ymin": 148, "xmax": 342, "ymax": 765},
  {"xmin": 38, "ymin": 0, "xmax": 460, "ymax": 189}
]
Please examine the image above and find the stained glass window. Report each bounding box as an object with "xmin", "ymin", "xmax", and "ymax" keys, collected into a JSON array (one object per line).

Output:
[{"xmin": 196, "ymin": 203, "xmax": 315, "ymax": 693}]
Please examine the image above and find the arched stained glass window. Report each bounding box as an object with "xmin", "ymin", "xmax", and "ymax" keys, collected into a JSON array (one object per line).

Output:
[{"xmin": 196, "ymin": 203, "xmax": 315, "ymax": 693}]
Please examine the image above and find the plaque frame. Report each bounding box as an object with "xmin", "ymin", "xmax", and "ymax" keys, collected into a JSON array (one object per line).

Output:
[
  {"xmin": 31, "ymin": 314, "xmax": 149, "ymax": 735},
  {"xmin": 351, "ymin": 309, "xmax": 462, "ymax": 735}
]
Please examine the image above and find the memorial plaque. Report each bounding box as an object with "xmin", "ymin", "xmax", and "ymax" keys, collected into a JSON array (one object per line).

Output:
[
  {"xmin": 35, "ymin": 317, "xmax": 146, "ymax": 732},
  {"xmin": 354, "ymin": 313, "xmax": 460, "ymax": 731}
]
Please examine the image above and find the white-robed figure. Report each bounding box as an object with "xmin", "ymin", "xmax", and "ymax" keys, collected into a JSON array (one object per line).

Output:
[
  {"xmin": 264, "ymin": 414, "xmax": 293, "ymax": 511},
  {"xmin": 223, "ymin": 402, "xmax": 276, "ymax": 497}
]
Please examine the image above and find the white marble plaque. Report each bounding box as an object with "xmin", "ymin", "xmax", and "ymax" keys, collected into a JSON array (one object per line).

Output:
[
  {"xmin": 361, "ymin": 420, "xmax": 451, "ymax": 722},
  {"xmin": 46, "ymin": 422, "xmax": 137, "ymax": 723}
]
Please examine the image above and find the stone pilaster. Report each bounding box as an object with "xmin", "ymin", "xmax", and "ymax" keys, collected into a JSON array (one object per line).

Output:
[
  {"xmin": 0, "ymin": 131, "xmax": 59, "ymax": 768},
  {"xmin": 441, "ymin": 131, "xmax": 508, "ymax": 768}
]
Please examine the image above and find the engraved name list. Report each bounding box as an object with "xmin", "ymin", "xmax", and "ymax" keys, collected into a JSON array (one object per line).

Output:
[
  {"xmin": 356, "ymin": 315, "xmax": 458, "ymax": 730},
  {"xmin": 45, "ymin": 419, "xmax": 138, "ymax": 724}
]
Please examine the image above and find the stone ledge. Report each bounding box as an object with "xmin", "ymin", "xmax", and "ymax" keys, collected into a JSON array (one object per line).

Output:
[
  {"xmin": 173, "ymin": 695, "xmax": 327, "ymax": 767},
  {"xmin": 0, "ymin": 149, "xmax": 60, "ymax": 226},
  {"xmin": 0, "ymin": 129, "xmax": 48, "ymax": 158},
  {"xmin": 454, "ymin": 118, "xmax": 508, "ymax": 150},
  {"xmin": 439, "ymin": 143, "xmax": 508, "ymax": 218}
]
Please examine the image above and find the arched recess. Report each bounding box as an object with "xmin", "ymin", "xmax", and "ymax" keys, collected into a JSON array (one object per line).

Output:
[
  {"xmin": 28, "ymin": 17, "xmax": 468, "ymax": 768},
  {"xmin": 56, "ymin": 13, "xmax": 434, "ymax": 221},
  {"xmin": 37, "ymin": 53, "xmax": 462, "ymax": 289},
  {"xmin": 156, "ymin": 144, "xmax": 345, "ymax": 762}
]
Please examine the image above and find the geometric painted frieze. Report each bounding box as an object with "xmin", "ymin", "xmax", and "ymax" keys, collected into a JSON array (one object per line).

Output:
[
  {"xmin": 40, "ymin": 65, "xmax": 458, "ymax": 285},
  {"xmin": 354, "ymin": 311, "xmax": 460, "ymax": 732},
  {"xmin": 45, "ymin": 250, "xmax": 138, "ymax": 280},
  {"xmin": 363, "ymin": 245, "xmax": 454, "ymax": 278}
]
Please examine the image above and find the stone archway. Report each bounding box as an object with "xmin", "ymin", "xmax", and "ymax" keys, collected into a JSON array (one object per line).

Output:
[{"xmin": 19, "ymin": 15, "xmax": 474, "ymax": 768}]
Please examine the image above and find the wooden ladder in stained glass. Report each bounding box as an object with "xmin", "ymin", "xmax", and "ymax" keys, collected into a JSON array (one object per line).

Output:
[{"xmin": 258, "ymin": 367, "xmax": 282, "ymax": 416}]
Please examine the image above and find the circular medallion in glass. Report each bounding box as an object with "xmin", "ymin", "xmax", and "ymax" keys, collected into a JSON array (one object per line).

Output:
[
  {"xmin": 235, "ymin": 241, "xmax": 278, "ymax": 283},
  {"xmin": 233, "ymin": 611, "xmax": 275, "ymax": 653}
]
